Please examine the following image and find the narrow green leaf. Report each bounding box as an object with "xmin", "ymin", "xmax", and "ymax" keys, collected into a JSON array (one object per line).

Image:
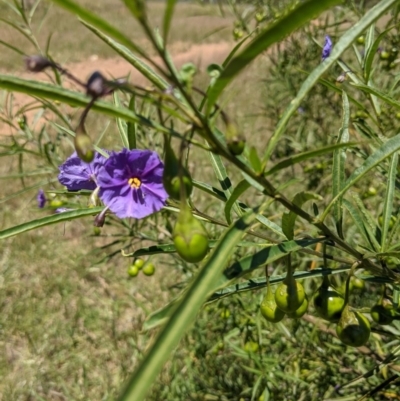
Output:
[
  {"xmin": 117, "ymin": 207, "xmax": 260, "ymax": 401},
  {"xmin": 381, "ymin": 153, "xmax": 398, "ymax": 251},
  {"xmin": 282, "ymin": 192, "xmax": 322, "ymax": 240},
  {"xmin": 352, "ymin": 81, "xmax": 400, "ymax": 110},
  {"xmin": 0, "ymin": 75, "xmax": 177, "ymax": 138},
  {"xmin": 209, "ymin": 151, "xmax": 242, "ymax": 218},
  {"xmin": 332, "ymin": 91, "xmax": 350, "ymax": 238},
  {"xmin": 224, "ymin": 179, "xmax": 249, "ymax": 224},
  {"xmin": 209, "ymin": 266, "xmax": 350, "ymax": 303},
  {"xmin": 263, "ymin": 0, "xmax": 398, "ymax": 162},
  {"xmin": 248, "ymin": 146, "xmax": 262, "ymax": 173},
  {"xmin": 0, "ymin": 207, "xmax": 103, "ymax": 240},
  {"xmin": 322, "ymin": 132, "xmax": 400, "ymax": 220},
  {"xmin": 114, "ymin": 92, "xmax": 129, "ymax": 148},
  {"xmin": 49, "ymin": 0, "xmax": 147, "ymax": 59},
  {"xmin": 206, "ymin": 0, "xmax": 342, "ymax": 114},
  {"xmin": 127, "ymin": 95, "xmax": 137, "ymax": 149},
  {"xmin": 82, "ymin": 22, "xmax": 168, "ymax": 90},
  {"xmin": 162, "ymin": 0, "xmax": 177, "ymax": 44},
  {"xmin": 364, "ymin": 26, "xmax": 393, "ymax": 81},
  {"xmin": 265, "ymin": 142, "xmax": 358, "ymax": 176},
  {"xmin": 352, "ymin": 194, "xmax": 382, "ymax": 250},
  {"xmin": 343, "ymin": 199, "xmax": 374, "ymax": 250}
]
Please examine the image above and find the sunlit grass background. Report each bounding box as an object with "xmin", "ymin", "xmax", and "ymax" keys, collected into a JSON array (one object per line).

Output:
[{"xmin": 1, "ymin": 1, "xmax": 400, "ymax": 400}]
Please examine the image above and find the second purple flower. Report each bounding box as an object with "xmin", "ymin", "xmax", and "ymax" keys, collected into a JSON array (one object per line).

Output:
[{"xmin": 97, "ymin": 149, "xmax": 168, "ymax": 219}]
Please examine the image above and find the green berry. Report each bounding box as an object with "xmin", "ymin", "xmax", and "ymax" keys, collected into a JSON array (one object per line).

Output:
[
  {"xmin": 128, "ymin": 265, "xmax": 139, "ymax": 277},
  {"xmin": 142, "ymin": 263, "xmax": 155, "ymax": 276}
]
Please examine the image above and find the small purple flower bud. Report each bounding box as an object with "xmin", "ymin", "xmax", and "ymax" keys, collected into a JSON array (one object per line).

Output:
[
  {"xmin": 94, "ymin": 208, "xmax": 107, "ymax": 227},
  {"xmin": 37, "ymin": 189, "xmax": 46, "ymax": 208},
  {"xmin": 322, "ymin": 35, "xmax": 332, "ymax": 61},
  {"xmin": 86, "ymin": 71, "xmax": 107, "ymax": 97},
  {"xmin": 25, "ymin": 55, "xmax": 52, "ymax": 72}
]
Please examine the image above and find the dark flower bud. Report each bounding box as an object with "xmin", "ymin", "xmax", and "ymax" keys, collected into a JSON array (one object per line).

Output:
[
  {"xmin": 86, "ymin": 71, "xmax": 107, "ymax": 97},
  {"xmin": 25, "ymin": 55, "xmax": 52, "ymax": 72},
  {"xmin": 94, "ymin": 208, "xmax": 107, "ymax": 227}
]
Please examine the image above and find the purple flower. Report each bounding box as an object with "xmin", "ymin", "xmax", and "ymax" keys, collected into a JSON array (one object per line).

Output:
[
  {"xmin": 97, "ymin": 149, "xmax": 168, "ymax": 219},
  {"xmin": 58, "ymin": 151, "xmax": 107, "ymax": 191},
  {"xmin": 37, "ymin": 189, "xmax": 46, "ymax": 208},
  {"xmin": 322, "ymin": 35, "xmax": 332, "ymax": 61}
]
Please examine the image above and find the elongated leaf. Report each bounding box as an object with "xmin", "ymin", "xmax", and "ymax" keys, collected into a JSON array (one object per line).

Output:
[
  {"xmin": 0, "ymin": 207, "xmax": 103, "ymax": 240},
  {"xmin": 224, "ymin": 179, "xmax": 249, "ymax": 224},
  {"xmin": 322, "ymin": 133, "xmax": 400, "ymax": 220},
  {"xmin": 332, "ymin": 91, "xmax": 350, "ymax": 238},
  {"xmin": 209, "ymin": 266, "xmax": 350, "ymax": 302},
  {"xmin": 353, "ymin": 82, "xmax": 400, "ymax": 110},
  {"xmin": 0, "ymin": 75, "xmax": 176, "ymax": 138},
  {"xmin": 263, "ymin": 0, "xmax": 398, "ymax": 162},
  {"xmin": 114, "ymin": 92, "xmax": 129, "ymax": 148},
  {"xmin": 117, "ymin": 207, "xmax": 260, "ymax": 401},
  {"xmin": 364, "ymin": 26, "xmax": 393, "ymax": 81},
  {"xmin": 128, "ymin": 240, "xmax": 267, "ymax": 257},
  {"xmin": 127, "ymin": 96, "xmax": 137, "ymax": 149},
  {"xmin": 343, "ymin": 198, "xmax": 379, "ymax": 252},
  {"xmin": 209, "ymin": 151, "xmax": 242, "ymax": 218},
  {"xmin": 381, "ymin": 153, "xmax": 398, "ymax": 251},
  {"xmin": 82, "ymin": 22, "xmax": 168, "ymax": 90},
  {"xmin": 282, "ymin": 192, "xmax": 322, "ymax": 240},
  {"xmin": 206, "ymin": 0, "xmax": 342, "ymax": 113},
  {"xmin": 163, "ymin": 0, "xmax": 177, "ymax": 44},
  {"xmin": 265, "ymin": 142, "xmax": 358, "ymax": 176},
  {"xmin": 49, "ymin": 0, "xmax": 147, "ymax": 59}
]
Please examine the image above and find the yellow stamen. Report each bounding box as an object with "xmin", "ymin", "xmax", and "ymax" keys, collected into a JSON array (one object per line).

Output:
[{"xmin": 128, "ymin": 177, "xmax": 141, "ymax": 189}]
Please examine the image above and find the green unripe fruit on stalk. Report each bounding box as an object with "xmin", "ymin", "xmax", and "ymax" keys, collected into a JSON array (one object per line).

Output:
[
  {"xmin": 336, "ymin": 306, "xmax": 370, "ymax": 347},
  {"xmin": 380, "ymin": 51, "xmax": 390, "ymax": 60},
  {"xmin": 226, "ymin": 121, "xmax": 245, "ymax": 156},
  {"xmin": 260, "ymin": 283, "xmax": 285, "ymax": 323},
  {"xmin": 314, "ymin": 277, "xmax": 345, "ymax": 322},
  {"xmin": 74, "ymin": 132, "xmax": 94, "ymax": 163},
  {"xmin": 134, "ymin": 259, "xmax": 145, "ymax": 269},
  {"xmin": 173, "ymin": 207, "xmax": 209, "ymax": 263},
  {"xmin": 243, "ymin": 341, "xmax": 259, "ymax": 353},
  {"xmin": 288, "ymin": 295, "xmax": 309, "ymax": 319},
  {"xmin": 142, "ymin": 263, "xmax": 155, "ymax": 276},
  {"xmin": 275, "ymin": 276, "xmax": 305, "ymax": 313},
  {"xmin": 127, "ymin": 264, "xmax": 139, "ymax": 277},
  {"xmin": 163, "ymin": 136, "xmax": 193, "ymax": 200},
  {"xmin": 356, "ymin": 36, "xmax": 365, "ymax": 45},
  {"xmin": 371, "ymin": 297, "xmax": 395, "ymax": 325}
]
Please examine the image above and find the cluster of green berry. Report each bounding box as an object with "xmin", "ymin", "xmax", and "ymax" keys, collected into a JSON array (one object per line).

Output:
[
  {"xmin": 260, "ymin": 273, "xmax": 399, "ymax": 348},
  {"xmin": 127, "ymin": 258, "xmax": 155, "ymax": 277}
]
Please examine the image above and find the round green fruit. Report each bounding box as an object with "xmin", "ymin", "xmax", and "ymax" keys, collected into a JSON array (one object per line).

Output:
[
  {"xmin": 275, "ymin": 278, "xmax": 305, "ymax": 314},
  {"xmin": 142, "ymin": 263, "xmax": 155, "ymax": 276},
  {"xmin": 127, "ymin": 265, "xmax": 139, "ymax": 277},
  {"xmin": 134, "ymin": 258, "xmax": 145, "ymax": 269},
  {"xmin": 356, "ymin": 36, "xmax": 365, "ymax": 45},
  {"xmin": 313, "ymin": 286, "xmax": 345, "ymax": 322},
  {"xmin": 288, "ymin": 295, "xmax": 309, "ymax": 319},
  {"xmin": 260, "ymin": 295, "xmax": 285, "ymax": 323},
  {"xmin": 244, "ymin": 341, "xmax": 259, "ymax": 353}
]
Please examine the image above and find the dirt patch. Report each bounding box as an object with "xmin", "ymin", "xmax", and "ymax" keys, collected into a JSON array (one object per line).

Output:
[{"xmin": 0, "ymin": 42, "xmax": 232, "ymax": 135}]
